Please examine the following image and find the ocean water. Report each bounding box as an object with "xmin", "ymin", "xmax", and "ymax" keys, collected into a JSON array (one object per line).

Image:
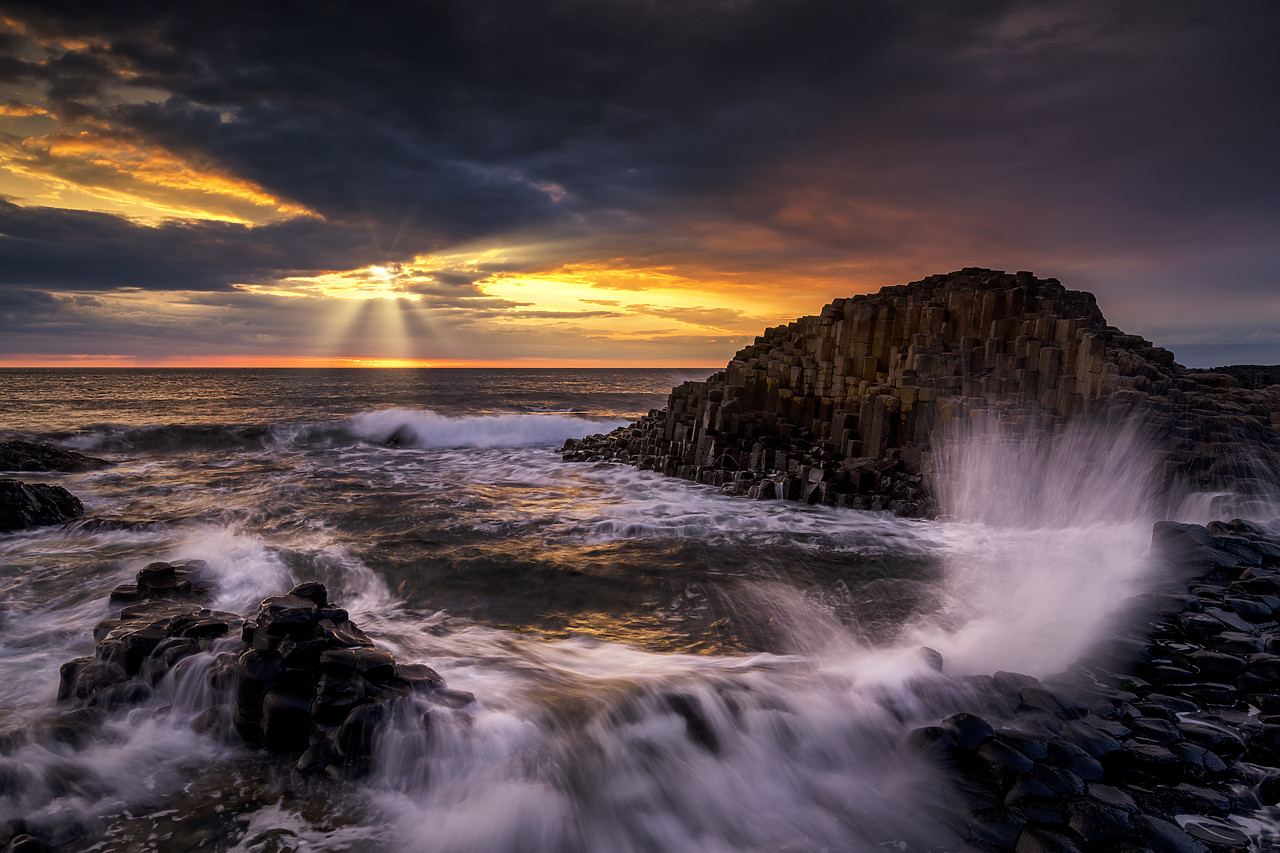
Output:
[{"xmin": 0, "ymin": 368, "xmax": 1237, "ymax": 851}]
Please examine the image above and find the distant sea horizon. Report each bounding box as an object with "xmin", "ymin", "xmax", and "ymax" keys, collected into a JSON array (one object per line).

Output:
[{"xmin": 2, "ymin": 341, "xmax": 1277, "ymax": 371}]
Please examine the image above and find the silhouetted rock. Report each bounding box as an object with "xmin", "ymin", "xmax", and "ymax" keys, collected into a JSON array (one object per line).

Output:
[
  {"xmin": 0, "ymin": 480, "xmax": 84, "ymax": 531},
  {"xmin": 0, "ymin": 440, "xmax": 108, "ymax": 473}
]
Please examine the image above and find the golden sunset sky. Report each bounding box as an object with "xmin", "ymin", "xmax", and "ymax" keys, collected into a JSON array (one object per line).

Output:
[{"xmin": 1, "ymin": 1, "xmax": 1277, "ymax": 367}]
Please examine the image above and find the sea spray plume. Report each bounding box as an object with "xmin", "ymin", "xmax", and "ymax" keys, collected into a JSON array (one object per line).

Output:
[
  {"xmin": 912, "ymin": 413, "xmax": 1161, "ymax": 676},
  {"xmin": 927, "ymin": 410, "xmax": 1161, "ymax": 528}
]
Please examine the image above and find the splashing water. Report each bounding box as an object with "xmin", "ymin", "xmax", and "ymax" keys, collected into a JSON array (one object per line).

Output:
[{"xmin": 913, "ymin": 413, "xmax": 1163, "ymax": 676}]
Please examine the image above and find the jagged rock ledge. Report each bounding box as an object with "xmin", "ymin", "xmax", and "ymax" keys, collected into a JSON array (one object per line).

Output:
[{"xmin": 563, "ymin": 268, "xmax": 1280, "ymax": 516}]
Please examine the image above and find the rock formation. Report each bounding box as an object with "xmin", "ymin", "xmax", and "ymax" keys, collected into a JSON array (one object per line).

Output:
[
  {"xmin": 0, "ymin": 440, "xmax": 108, "ymax": 473},
  {"xmin": 564, "ymin": 268, "xmax": 1280, "ymax": 516},
  {"xmin": 0, "ymin": 441, "xmax": 105, "ymax": 532},
  {"xmin": 56, "ymin": 562, "xmax": 469, "ymax": 781},
  {"xmin": 0, "ymin": 480, "xmax": 84, "ymax": 531}
]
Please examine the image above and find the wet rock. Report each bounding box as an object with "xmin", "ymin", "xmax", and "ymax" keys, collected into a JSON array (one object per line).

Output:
[
  {"xmin": 397, "ymin": 663, "xmax": 446, "ymax": 692},
  {"xmin": 0, "ymin": 480, "xmax": 84, "ymax": 531},
  {"xmin": 260, "ymin": 680, "xmax": 316, "ymax": 753},
  {"xmin": 1177, "ymin": 720, "xmax": 1245, "ymax": 757},
  {"xmin": 942, "ymin": 712, "xmax": 994, "ymax": 752},
  {"xmin": 288, "ymin": 582, "xmax": 328, "ymax": 607},
  {"xmin": 1014, "ymin": 826, "xmax": 1081, "ymax": 853},
  {"xmin": 1132, "ymin": 814, "xmax": 1210, "ymax": 853},
  {"xmin": 1059, "ymin": 720, "xmax": 1125, "ymax": 759},
  {"xmin": 56, "ymin": 574, "xmax": 463, "ymax": 791},
  {"xmin": 337, "ymin": 703, "xmax": 386, "ymax": 775},
  {"xmin": 966, "ymin": 806, "xmax": 1025, "ymax": 848},
  {"xmin": 1019, "ymin": 686, "xmax": 1085, "ymax": 719},
  {"xmin": 256, "ymin": 595, "xmax": 319, "ymax": 638},
  {"xmin": 1180, "ymin": 819, "xmax": 1250, "ymax": 850},
  {"xmin": 1064, "ymin": 797, "xmax": 1131, "ymax": 843},
  {"xmin": 1128, "ymin": 716, "xmax": 1183, "ymax": 743},
  {"xmin": 977, "ymin": 738, "xmax": 1034, "ymax": 786},
  {"xmin": 0, "ymin": 440, "xmax": 108, "ymax": 473},
  {"xmin": 1188, "ymin": 651, "xmax": 1248, "ymax": 679}
]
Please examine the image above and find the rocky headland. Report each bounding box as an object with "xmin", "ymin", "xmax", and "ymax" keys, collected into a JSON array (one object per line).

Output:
[{"xmin": 563, "ymin": 268, "xmax": 1280, "ymax": 518}]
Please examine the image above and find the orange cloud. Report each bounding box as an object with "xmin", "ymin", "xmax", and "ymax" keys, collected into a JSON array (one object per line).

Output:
[{"xmin": 0, "ymin": 124, "xmax": 315, "ymax": 224}]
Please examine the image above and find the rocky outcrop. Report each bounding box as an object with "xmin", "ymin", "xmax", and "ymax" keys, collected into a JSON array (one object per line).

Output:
[
  {"xmin": 56, "ymin": 562, "xmax": 469, "ymax": 781},
  {"xmin": 0, "ymin": 440, "xmax": 108, "ymax": 473},
  {"xmin": 0, "ymin": 480, "xmax": 84, "ymax": 531},
  {"xmin": 564, "ymin": 268, "xmax": 1280, "ymax": 516}
]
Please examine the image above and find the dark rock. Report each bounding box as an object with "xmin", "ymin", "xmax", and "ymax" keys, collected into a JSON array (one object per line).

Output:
[
  {"xmin": 1060, "ymin": 720, "xmax": 1126, "ymax": 759},
  {"xmin": 0, "ymin": 440, "xmax": 107, "ymax": 473},
  {"xmin": 288, "ymin": 582, "xmax": 328, "ymax": 608},
  {"xmin": 1014, "ymin": 828, "xmax": 1081, "ymax": 853},
  {"xmin": 1187, "ymin": 650, "xmax": 1248, "ymax": 679},
  {"xmin": 1065, "ymin": 797, "xmax": 1131, "ymax": 843},
  {"xmin": 976, "ymin": 738, "xmax": 1034, "ymax": 786},
  {"xmin": 942, "ymin": 712, "xmax": 994, "ymax": 752},
  {"xmin": 1224, "ymin": 597, "xmax": 1272, "ymax": 621},
  {"xmin": 1047, "ymin": 739, "xmax": 1104, "ymax": 781},
  {"xmin": 337, "ymin": 703, "xmax": 386, "ymax": 776},
  {"xmin": 966, "ymin": 806, "xmax": 1026, "ymax": 849},
  {"xmin": 1128, "ymin": 716, "xmax": 1183, "ymax": 743},
  {"xmin": 311, "ymin": 674, "xmax": 366, "ymax": 725},
  {"xmin": 1032, "ymin": 762, "xmax": 1085, "ymax": 798},
  {"xmin": 316, "ymin": 618, "xmax": 373, "ymax": 648},
  {"xmin": 260, "ymin": 682, "xmax": 316, "ymax": 753},
  {"xmin": 1180, "ymin": 819, "xmax": 1250, "ymax": 849},
  {"xmin": 1167, "ymin": 783, "xmax": 1234, "ymax": 815},
  {"xmin": 135, "ymin": 562, "xmax": 176, "ymax": 594},
  {"xmin": 1019, "ymin": 686, "xmax": 1085, "ymax": 719},
  {"xmin": 1112, "ymin": 742, "xmax": 1181, "ymax": 781},
  {"xmin": 235, "ymin": 649, "xmax": 284, "ymax": 720},
  {"xmin": 1132, "ymin": 814, "xmax": 1210, "ymax": 853},
  {"xmin": 425, "ymin": 688, "xmax": 475, "ymax": 709},
  {"xmin": 1172, "ymin": 743, "xmax": 1229, "ymax": 782},
  {"xmin": 1177, "ymin": 720, "xmax": 1245, "ymax": 757},
  {"xmin": 256, "ymin": 595, "xmax": 319, "ymax": 638},
  {"xmin": 107, "ymin": 584, "xmax": 144, "ymax": 605},
  {"xmin": 0, "ymin": 480, "xmax": 84, "ymax": 531},
  {"xmin": 397, "ymin": 663, "xmax": 446, "ymax": 692}
]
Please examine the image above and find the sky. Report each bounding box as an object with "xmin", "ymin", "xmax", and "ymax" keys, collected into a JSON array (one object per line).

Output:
[{"xmin": 0, "ymin": 0, "xmax": 1277, "ymax": 368}]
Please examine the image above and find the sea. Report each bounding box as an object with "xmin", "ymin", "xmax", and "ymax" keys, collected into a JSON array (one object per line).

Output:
[{"xmin": 0, "ymin": 367, "xmax": 1262, "ymax": 852}]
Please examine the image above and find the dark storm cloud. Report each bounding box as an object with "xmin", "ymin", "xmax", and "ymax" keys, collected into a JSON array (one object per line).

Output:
[
  {"xmin": 0, "ymin": 198, "xmax": 392, "ymax": 290},
  {"xmin": 1, "ymin": 0, "xmax": 1278, "ymax": 354}
]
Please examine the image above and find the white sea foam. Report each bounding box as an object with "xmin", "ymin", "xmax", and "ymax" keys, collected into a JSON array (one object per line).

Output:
[{"xmin": 349, "ymin": 409, "xmax": 627, "ymax": 449}]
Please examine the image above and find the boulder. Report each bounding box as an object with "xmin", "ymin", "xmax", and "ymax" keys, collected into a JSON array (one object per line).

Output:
[{"xmin": 0, "ymin": 480, "xmax": 83, "ymax": 531}]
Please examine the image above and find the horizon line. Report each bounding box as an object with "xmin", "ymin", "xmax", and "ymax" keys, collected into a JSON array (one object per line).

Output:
[{"xmin": 0, "ymin": 356, "xmax": 725, "ymax": 369}]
